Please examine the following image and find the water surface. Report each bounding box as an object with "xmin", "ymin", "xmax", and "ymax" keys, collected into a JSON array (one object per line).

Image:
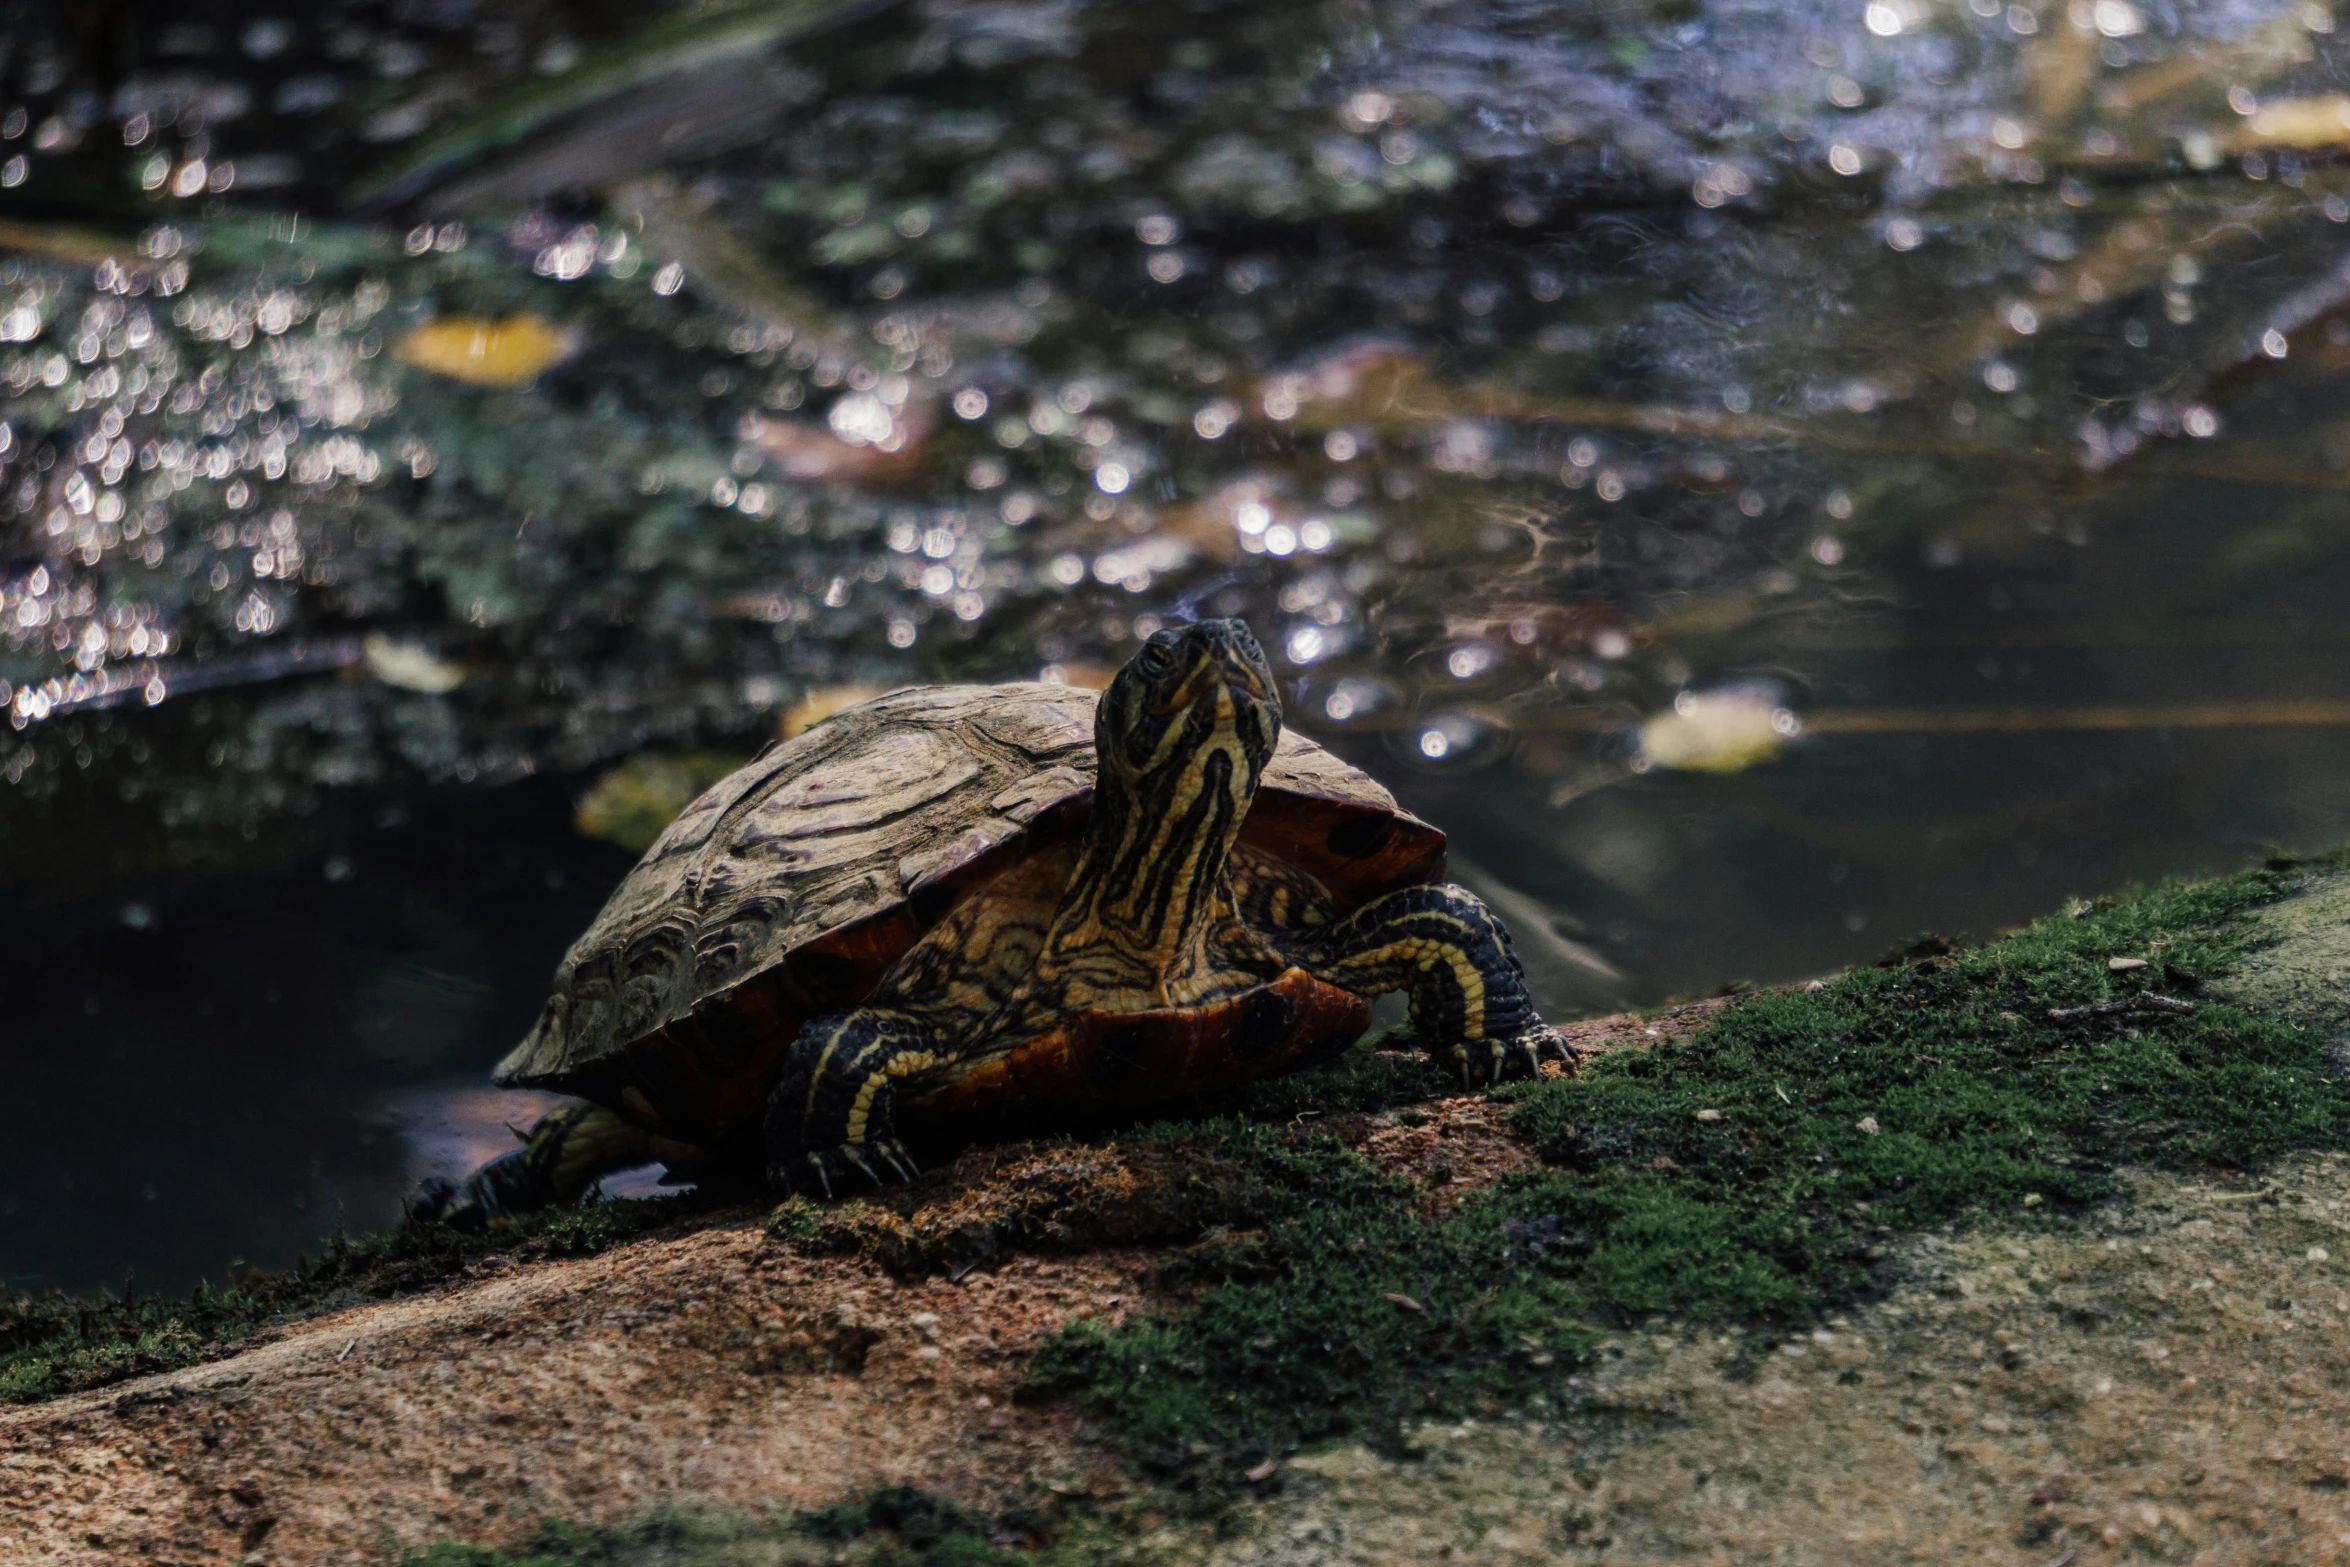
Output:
[{"xmin": 5, "ymin": 0, "xmax": 2350, "ymax": 1292}]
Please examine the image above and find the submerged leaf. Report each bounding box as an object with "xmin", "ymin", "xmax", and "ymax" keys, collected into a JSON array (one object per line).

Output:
[{"xmin": 393, "ymin": 315, "xmax": 576, "ymax": 387}]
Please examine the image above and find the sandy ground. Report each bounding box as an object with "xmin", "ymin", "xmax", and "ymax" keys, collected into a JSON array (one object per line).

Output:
[{"xmin": 0, "ymin": 1224, "xmax": 1142, "ymax": 1565}]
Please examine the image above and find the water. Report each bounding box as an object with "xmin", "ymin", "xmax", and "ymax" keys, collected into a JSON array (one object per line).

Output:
[{"xmin": 5, "ymin": 0, "xmax": 2350, "ymax": 1293}]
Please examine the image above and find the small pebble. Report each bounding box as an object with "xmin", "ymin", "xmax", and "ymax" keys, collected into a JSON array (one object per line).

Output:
[
  {"xmin": 2109, "ymin": 957, "xmax": 2149, "ymax": 971},
  {"xmin": 1856, "ymin": 1116, "xmax": 1880, "ymax": 1136},
  {"xmin": 2310, "ymin": 1246, "xmax": 2331, "ymax": 1262},
  {"xmin": 1695, "ymin": 1108, "xmax": 1723, "ymax": 1122}
]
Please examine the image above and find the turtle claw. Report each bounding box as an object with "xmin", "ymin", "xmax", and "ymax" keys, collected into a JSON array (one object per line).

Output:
[
  {"xmin": 1440, "ymin": 1026, "xmax": 1578, "ymax": 1090},
  {"xmin": 771, "ymin": 1141, "xmax": 919, "ymax": 1198},
  {"xmin": 1503, "ymin": 1025, "xmax": 1579, "ymax": 1080},
  {"xmin": 1514, "ymin": 1026, "xmax": 1576, "ymax": 1079},
  {"xmin": 874, "ymin": 1138, "xmax": 922, "ymax": 1184}
]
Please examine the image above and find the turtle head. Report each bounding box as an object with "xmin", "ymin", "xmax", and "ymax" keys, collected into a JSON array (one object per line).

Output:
[
  {"xmin": 1062, "ymin": 619, "xmax": 1280, "ymax": 954},
  {"xmin": 1095, "ymin": 617, "xmax": 1281, "ymax": 794}
]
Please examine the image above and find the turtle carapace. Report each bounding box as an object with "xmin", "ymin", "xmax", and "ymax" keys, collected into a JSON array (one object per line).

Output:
[{"xmin": 418, "ymin": 619, "xmax": 1570, "ymax": 1221}]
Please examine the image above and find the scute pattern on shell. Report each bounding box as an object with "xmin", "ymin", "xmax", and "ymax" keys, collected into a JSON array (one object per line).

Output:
[{"xmin": 495, "ymin": 682, "xmax": 1418, "ymax": 1087}]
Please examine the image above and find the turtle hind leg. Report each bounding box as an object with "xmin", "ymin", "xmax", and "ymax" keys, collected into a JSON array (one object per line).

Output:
[
  {"xmin": 410, "ymin": 1100, "xmax": 658, "ymax": 1230},
  {"xmin": 1283, "ymin": 882, "xmax": 1575, "ymax": 1087},
  {"xmin": 764, "ymin": 1007, "xmax": 939, "ymax": 1197}
]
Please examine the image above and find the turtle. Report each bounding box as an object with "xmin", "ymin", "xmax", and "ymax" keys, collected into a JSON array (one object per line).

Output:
[{"xmin": 417, "ymin": 617, "xmax": 1571, "ymax": 1223}]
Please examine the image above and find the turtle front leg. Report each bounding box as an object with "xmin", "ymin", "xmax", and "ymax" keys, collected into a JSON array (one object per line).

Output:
[
  {"xmin": 411, "ymin": 1101, "xmax": 661, "ymax": 1229},
  {"xmin": 1284, "ymin": 882, "xmax": 1575, "ymax": 1087},
  {"xmin": 764, "ymin": 1006, "xmax": 940, "ymax": 1196}
]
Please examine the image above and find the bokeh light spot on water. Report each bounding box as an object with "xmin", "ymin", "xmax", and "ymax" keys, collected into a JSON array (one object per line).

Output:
[{"xmin": 1447, "ymin": 644, "xmax": 1497, "ymax": 681}]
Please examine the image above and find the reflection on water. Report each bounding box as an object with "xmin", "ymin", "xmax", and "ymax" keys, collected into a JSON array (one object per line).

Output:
[{"xmin": 4, "ymin": 0, "xmax": 2350, "ymax": 1291}]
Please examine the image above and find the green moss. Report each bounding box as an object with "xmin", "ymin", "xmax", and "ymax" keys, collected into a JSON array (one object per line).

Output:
[
  {"xmin": 800, "ymin": 1485, "xmax": 1029, "ymax": 1562},
  {"xmin": 537, "ymin": 1197, "xmax": 699, "ymax": 1259},
  {"xmin": 1225, "ymin": 1039, "xmax": 1457, "ymax": 1121},
  {"xmin": 406, "ymin": 1488, "xmax": 1028, "ymax": 1567},
  {"xmin": 1030, "ymin": 850, "xmax": 2350, "ymax": 1465},
  {"xmin": 408, "ymin": 1521, "xmax": 626, "ymax": 1567},
  {"xmin": 765, "ymin": 1193, "xmax": 828, "ymax": 1247},
  {"xmin": 0, "ymin": 1195, "xmax": 701, "ymax": 1405}
]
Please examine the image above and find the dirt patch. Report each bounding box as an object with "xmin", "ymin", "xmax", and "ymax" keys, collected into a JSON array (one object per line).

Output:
[
  {"xmin": 789, "ymin": 1139, "xmax": 1273, "ymax": 1279},
  {"xmin": 0, "ymin": 1218, "xmax": 1145, "ymax": 1566},
  {"xmin": 0, "ymin": 1103, "xmax": 1552, "ymax": 1567},
  {"xmin": 1554, "ymin": 996, "xmax": 1733, "ymax": 1058},
  {"xmin": 1324, "ymin": 1000, "xmax": 1728, "ymax": 1214},
  {"xmin": 1348, "ymin": 1098, "xmax": 1539, "ymax": 1214},
  {"xmin": 1331, "ymin": 1002, "xmax": 1730, "ymax": 1215},
  {"xmin": 1211, "ymin": 1154, "xmax": 2350, "ymax": 1566}
]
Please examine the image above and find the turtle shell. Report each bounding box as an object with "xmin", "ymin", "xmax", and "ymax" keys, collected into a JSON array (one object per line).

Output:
[{"xmin": 494, "ymin": 681, "xmax": 1445, "ymax": 1150}]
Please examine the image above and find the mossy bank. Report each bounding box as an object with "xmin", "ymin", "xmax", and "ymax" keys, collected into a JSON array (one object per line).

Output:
[
  {"xmin": 11, "ymin": 849, "xmax": 2350, "ymax": 1566},
  {"xmin": 1014, "ymin": 846, "xmax": 2350, "ymax": 1465}
]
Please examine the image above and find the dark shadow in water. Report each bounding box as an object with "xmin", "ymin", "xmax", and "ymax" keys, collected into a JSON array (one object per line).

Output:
[{"xmin": 0, "ymin": 777, "xmax": 632, "ymax": 1296}]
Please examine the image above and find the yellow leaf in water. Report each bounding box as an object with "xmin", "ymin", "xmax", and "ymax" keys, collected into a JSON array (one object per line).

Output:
[
  {"xmin": 393, "ymin": 314, "xmax": 576, "ymax": 386},
  {"xmin": 361, "ymin": 632, "xmax": 466, "ymax": 693},
  {"xmin": 2234, "ymin": 94, "xmax": 2350, "ymax": 148},
  {"xmin": 1635, "ymin": 689, "xmax": 1798, "ymax": 773}
]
